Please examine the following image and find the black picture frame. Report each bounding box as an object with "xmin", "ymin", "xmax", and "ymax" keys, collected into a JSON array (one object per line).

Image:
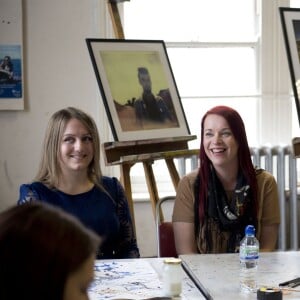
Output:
[
  {"xmin": 86, "ymin": 38, "xmax": 190, "ymax": 141},
  {"xmin": 279, "ymin": 7, "xmax": 300, "ymax": 126}
]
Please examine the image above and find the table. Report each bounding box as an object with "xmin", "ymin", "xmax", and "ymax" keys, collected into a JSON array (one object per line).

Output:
[
  {"xmin": 88, "ymin": 257, "xmax": 205, "ymax": 299},
  {"xmin": 180, "ymin": 251, "xmax": 300, "ymax": 300}
]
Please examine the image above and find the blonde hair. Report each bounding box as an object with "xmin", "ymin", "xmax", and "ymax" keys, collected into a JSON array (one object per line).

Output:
[{"xmin": 35, "ymin": 107, "xmax": 103, "ymax": 189}]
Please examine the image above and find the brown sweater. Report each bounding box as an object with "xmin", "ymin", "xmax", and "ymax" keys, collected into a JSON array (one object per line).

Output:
[{"xmin": 172, "ymin": 169, "xmax": 280, "ymax": 253}]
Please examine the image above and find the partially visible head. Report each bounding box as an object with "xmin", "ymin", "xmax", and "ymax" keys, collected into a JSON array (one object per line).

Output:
[
  {"xmin": 3, "ymin": 55, "xmax": 10, "ymax": 62},
  {"xmin": 0, "ymin": 202, "xmax": 100, "ymax": 300},
  {"xmin": 36, "ymin": 107, "xmax": 101, "ymax": 187},
  {"xmin": 138, "ymin": 67, "xmax": 152, "ymax": 92},
  {"xmin": 200, "ymin": 105, "xmax": 251, "ymax": 168}
]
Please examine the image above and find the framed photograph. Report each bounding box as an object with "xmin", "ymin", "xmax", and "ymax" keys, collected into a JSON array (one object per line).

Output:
[
  {"xmin": 0, "ymin": 0, "xmax": 24, "ymax": 110},
  {"xmin": 279, "ymin": 7, "xmax": 300, "ymax": 126},
  {"xmin": 86, "ymin": 39, "xmax": 190, "ymax": 141}
]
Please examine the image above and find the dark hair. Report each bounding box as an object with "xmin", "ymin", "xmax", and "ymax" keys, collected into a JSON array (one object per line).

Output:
[
  {"xmin": 198, "ymin": 105, "xmax": 258, "ymax": 223},
  {"xmin": 137, "ymin": 67, "xmax": 149, "ymax": 77},
  {"xmin": 0, "ymin": 202, "xmax": 100, "ymax": 300}
]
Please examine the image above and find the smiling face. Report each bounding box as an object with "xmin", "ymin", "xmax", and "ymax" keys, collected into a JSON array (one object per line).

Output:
[
  {"xmin": 59, "ymin": 118, "xmax": 94, "ymax": 175},
  {"xmin": 203, "ymin": 114, "xmax": 239, "ymax": 169}
]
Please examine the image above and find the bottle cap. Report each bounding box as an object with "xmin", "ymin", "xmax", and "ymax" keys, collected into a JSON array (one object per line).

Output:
[
  {"xmin": 245, "ymin": 225, "xmax": 255, "ymax": 236},
  {"xmin": 163, "ymin": 258, "xmax": 182, "ymax": 264}
]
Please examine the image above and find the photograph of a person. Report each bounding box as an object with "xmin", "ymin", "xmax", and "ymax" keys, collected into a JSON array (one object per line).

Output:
[
  {"xmin": 0, "ymin": 55, "xmax": 14, "ymax": 82},
  {"xmin": 0, "ymin": 45, "xmax": 22, "ymax": 98},
  {"xmin": 292, "ymin": 19, "xmax": 300, "ymax": 63},
  {"xmin": 279, "ymin": 7, "xmax": 300, "ymax": 126},
  {"xmin": 100, "ymin": 50, "xmax": 179, "ymax": 131},
  {"xmin": 134, "ymin": 67, "xmax": 177, "ymax": 127},
  {"xmin": 86, "ymin": 39, "xmax": 190, "ymax": 141}
]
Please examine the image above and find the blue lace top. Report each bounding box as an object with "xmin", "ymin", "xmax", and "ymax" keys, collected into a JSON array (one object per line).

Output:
[{"xmin": 18, "ymin": 176, "xmax": 140, "ymax": 259}]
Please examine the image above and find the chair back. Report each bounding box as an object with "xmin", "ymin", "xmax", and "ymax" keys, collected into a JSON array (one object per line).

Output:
[{"xmin": 155, "ymin": 196, "xmax": 177, "ymax": 257}]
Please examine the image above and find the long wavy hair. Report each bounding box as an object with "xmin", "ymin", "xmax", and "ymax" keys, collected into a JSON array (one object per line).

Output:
[
  {"xmin": 198, "ymin": 106, "xmax": 258, "ymax": 224},
  {"xmin": 35, "ymin": 107, "xmax": 102, "ymax": 189},
  {"xmin": 0, "ymin": 202, "xmax": 100, "ymax": 300}
]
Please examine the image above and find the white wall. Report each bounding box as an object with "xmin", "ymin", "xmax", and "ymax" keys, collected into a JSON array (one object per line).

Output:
[{"xmin": 0, "ymin": 0, "xmax": 112, "ymax": 210}]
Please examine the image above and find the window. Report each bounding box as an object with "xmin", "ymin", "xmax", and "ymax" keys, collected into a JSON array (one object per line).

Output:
[
  {"xmin": 291, "ymin": 0, "xmax": 300, "ymax": 8},
  {"xmin": 120, "ymin": 0, "xmax": 297, "ymax": 199}
]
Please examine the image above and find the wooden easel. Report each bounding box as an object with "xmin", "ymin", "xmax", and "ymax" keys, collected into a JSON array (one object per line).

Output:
[
  {"xmin": 107, "ymin": 0, "xmax": 125, "ymax": 39},
  {"xmin": 103, "ymin": 137, "xmax": 199, "ymax": 234},
  {"xmin": 105, "ymin": 1, "xmax": 199, "ymax": 234}
]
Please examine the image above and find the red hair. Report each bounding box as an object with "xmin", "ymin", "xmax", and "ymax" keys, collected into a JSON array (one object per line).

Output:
[{"xmin": 198, "ymin": 106, "xmax": 258, "ymax": 223}]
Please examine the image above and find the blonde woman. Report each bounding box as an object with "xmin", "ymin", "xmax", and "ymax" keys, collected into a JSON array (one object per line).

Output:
[{"xmin": 18, "ymin": 107, "xmax": 140, "ymax": 259}]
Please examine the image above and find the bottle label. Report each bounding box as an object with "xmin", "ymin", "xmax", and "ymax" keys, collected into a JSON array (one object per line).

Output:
[{"xmin": 240, "ymin": 247, "xmax": 259, "ymax": 260}]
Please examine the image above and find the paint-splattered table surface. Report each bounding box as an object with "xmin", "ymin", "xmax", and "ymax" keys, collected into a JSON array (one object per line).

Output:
[{"xmin": 88, "ymin": 258, "xmax": 205, "ymax": 300}]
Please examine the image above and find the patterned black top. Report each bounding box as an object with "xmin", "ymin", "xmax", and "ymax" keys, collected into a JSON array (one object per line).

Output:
[{"xmin": 18, "ymin": 176, "xmax": 140, "ymax": 259}]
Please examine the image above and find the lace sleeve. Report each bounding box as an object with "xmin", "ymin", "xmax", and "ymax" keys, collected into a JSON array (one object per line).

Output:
[
  {"xmin": 114, "ymin": 179, "xmax": 140, "ymax": 258},
  {"xmin": 18, "ymin": 184, "xmax": 40, "ymax": 205}
]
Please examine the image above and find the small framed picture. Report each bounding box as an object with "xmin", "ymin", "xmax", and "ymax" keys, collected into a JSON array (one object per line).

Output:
[
  {"xmin": 86, "ymin": 38, "xmax": 190, "ymax": 141},
  {"xmin": 279, "ymin": 7, "xmax": 300, "ymax": 126},
  {"xmin": 0, "ymin": 0, "xmax": 24, "ymax": 110}
]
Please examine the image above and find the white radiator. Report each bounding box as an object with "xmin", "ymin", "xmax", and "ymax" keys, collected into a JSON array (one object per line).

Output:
[
  {"xmin": 176, "ymin": 145, "xmax": 300, "ymax": 251},
  {"xmin": 250, "ymin": 145, "xmax": 299, "ymax": 251}
]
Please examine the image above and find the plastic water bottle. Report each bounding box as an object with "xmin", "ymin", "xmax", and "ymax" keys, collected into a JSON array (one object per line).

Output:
[{"xmin": 239, "ymin": 225, "xmax": 259, "ymax": 293}]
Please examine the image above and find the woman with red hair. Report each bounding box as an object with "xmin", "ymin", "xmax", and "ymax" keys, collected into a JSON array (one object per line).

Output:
[{"xmin": 172, "ymin": 106, "xmax": 280, "ymax": 254}]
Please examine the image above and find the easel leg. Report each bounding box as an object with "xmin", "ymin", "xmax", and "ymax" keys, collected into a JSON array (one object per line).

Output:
[
  {"xmin": 165, "ymin": 158, "xmax": 180, "ymax": 189},
  {"xmin": 119, "ymin": 163, "xmax": 137, "ymax": 238},
  {"xmin": 107, "ymin": 1, "xmax": 125, "ymax": 39},
  {"xmin": 143, "ymin": 161, "xmax": 163, "ymax": 222}
]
